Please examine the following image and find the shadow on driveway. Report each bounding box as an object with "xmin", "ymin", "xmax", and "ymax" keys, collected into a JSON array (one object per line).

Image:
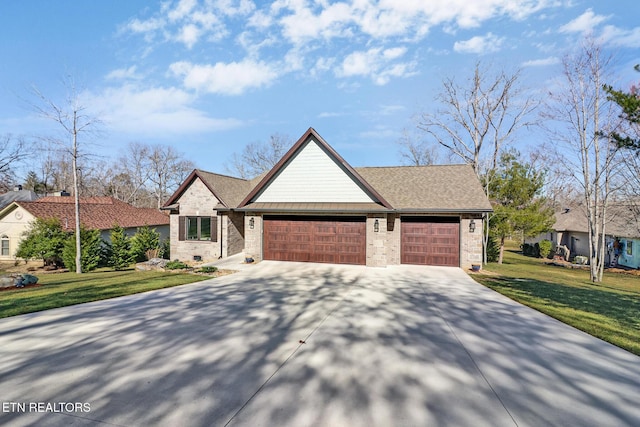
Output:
[{"xmin": 0, "ymin": 262, "xmax": 638, "ymax": 426}]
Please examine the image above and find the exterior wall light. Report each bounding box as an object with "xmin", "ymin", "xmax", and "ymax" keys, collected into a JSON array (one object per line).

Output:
[
  {"xmin": 374, "ymin": 219, "xmax": 379, "ymax": 232},
  {"xmin": 249, "ymin": 217, "xmax": 255, "ymax": 229},
  {"xmin": 469, "ymin": 219, "xmax": 476, "ymax": 233}
]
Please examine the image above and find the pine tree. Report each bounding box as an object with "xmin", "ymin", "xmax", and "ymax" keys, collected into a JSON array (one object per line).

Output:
[
  {"xmin": 487, "ymin": 151, "xmax": 555, "ymax": 264},
  {"xmin": 130, "ymin": 225, "xmax": 160, "ymax": 262},
  {"xmin": 108, "ymin": 225, "xmax": 134, "ymax": 270},
  {"xmin": 603, "ymin": 65, "xmax": 640, "ymax": 150},
  {"xmin": 62, "ymin": 227, "xmax": 104, "ymax": 272}
]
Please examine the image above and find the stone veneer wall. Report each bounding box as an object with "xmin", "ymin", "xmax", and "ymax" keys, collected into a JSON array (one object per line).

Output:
[
  {"xmin": 243, "ymin": 214, "xmax": 263, "ymax": 262},
  {"xmin": 460, "ymin": 216, "xmax": 483, "ymax": 270},
  {"xmin": 366, "ymin": 215, "xmax": 387, "ymax": 267},
  {"xmin": 224, "ymin": 211, "xmax": 245, "ymax": 257},
  {"xmin": 385, "ymin": 213, "xmax": 401, "ymax": 265},
  {"xmin": 170, "ymin": 178, "xmax": 222, "ymax": 262}
]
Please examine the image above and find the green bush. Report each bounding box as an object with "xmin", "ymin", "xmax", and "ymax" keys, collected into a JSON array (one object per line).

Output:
[
  {"xmin": 62, "ymin": 227, "xmax": 105, "ymax": 272},
  {"xmin": 521, "ymin": 243, "xmax": 537, "ymax": 257},
  {"xmin": 486, "ymin": 235, "xmax": 500, "ymax": 262},
  {"xmin": 16, "ymin": 218, "xmax": 67, "ymax": 265},
  {"xmin": 108, "ymin": 225, "xmax": 134, "ymax": 270},
  {"xmin": 198, "ymin": 266, "xmax": 218, "ymax": 273},
  {"xmin": 130, "ymin": 226, "xmax": 160, "ymax": 262},
  {"xmin": 538, "ymin": 239, "xmax": 552, "ymax": 259},
  {"xmin": 165, "ymin": 260, "xmax": 189, "ymax": 270}
]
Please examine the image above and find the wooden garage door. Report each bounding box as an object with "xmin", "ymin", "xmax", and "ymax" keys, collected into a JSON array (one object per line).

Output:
[
  {"xmin": 401, "ymin": 217, "xmax": 460, "ymax": 266},
  {"xmin": 264, "ymin": 216, "xmax": 366, "ymax": 265}
]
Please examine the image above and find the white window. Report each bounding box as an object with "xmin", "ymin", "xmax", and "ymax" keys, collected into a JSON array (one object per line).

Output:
[{"xmin": 1, "ymin": 235, "xmax": 9, "ymax": 256}]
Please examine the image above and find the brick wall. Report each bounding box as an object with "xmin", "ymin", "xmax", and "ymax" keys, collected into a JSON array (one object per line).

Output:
[
  {"xmin": 460, "ymin": 216, "xmax": 483, "ymax": 270},
  {"xmin": 386, "ymin": 213, "xmax": 401, "ymax": 265},
  {"xmin": 243, "ymin": 215, "xmax": 262, "ymax": 262},
  {"xmin": 170, "ymin": 178, "xmax": 222, "ymax": 262},
  {"xmin": 366, "ymin": 215, "xmax": 387, "ymax": 267}
]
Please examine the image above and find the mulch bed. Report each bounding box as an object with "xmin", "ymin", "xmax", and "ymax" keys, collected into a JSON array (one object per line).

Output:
[{"xmin": 0, "ymin": 283, "xmax": 43, "ymax": 292}]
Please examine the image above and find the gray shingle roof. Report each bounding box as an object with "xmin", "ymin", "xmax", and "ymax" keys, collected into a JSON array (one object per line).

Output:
[
  {"xmin": 177, "ymin": 164, "xmax": 491, "ymax": 213},
  {"xmin": 194, "ymin": 170, "xmax": 255, "ymax": 208},
  {"xmin": 0, "ymin": 189, "xmax": 38, "ymax": 210},
  {"xmin": 239, "ymin": 202, "xmax": 390, "ymax": 213},
  {"xmin": 355, "ymin": 164, "xmax": 492, "ymax": 212},
  {"xmin": 554, "ymin": 205, "xmax": 640, "ymax": 238}
]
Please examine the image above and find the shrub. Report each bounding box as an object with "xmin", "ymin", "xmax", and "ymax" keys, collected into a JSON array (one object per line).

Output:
[
  {"xmin": 538, "ymin": 239, "xmax": 552, "ymax": 259},
  {"xmin": 521, "ymin": 243, "xmax": 537, "ymax": 257},
  {"xmin": 165, "ymin": 259, "xmax": 189, "ymax": 270},
  {"xmin": 198, "ymin": 266, "xmax": 218, "ymax": 273},
  {"xmin": 108, "ymin": 225, "xmax": 134, "ymax": 270},
  {"xmin": 130, "ymin": 226, "xmax": 160, "ymax": 262},
  {"xmin": 486, "ymin": 235, "xmax": 500, "ymax": 262},
  {"xmin": 160, "ymin": 238, "xmax": 170, "ymax": 260},
  {"xmin": 16, "ymin": 218, "xmax": 67, "ymax": 265},
  {"xmin": 62, "ymin": 227, "xmax": 105, "ymax": 272}
]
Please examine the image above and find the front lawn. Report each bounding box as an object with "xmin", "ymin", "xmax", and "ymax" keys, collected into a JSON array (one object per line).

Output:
[
  {"xmin": 0, "ymin": 269, "xmax": 210, "ymax": 319},
  {"xmin": 472, "ymin": 250, "xmax": 640, "ymax": 356}
]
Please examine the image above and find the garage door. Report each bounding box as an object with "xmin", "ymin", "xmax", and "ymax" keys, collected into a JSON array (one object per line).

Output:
[
  {"xmin": 263, "ymin": 216, "xmax": 366, "ymax": 265},
  {"xmin": 401, "ymin": 217, "xmax": 460, "ymax": 266}
]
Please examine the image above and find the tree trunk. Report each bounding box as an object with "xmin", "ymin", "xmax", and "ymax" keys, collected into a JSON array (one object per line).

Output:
[
  {"xmin": 73, "ymin": 114, "xmax": 82, "ymax": 274},
  {"xmin": 498, "ymin": 235, "xmax": 505, "ymax": 264}
]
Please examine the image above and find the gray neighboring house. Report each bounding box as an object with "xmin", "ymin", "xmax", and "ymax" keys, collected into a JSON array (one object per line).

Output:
[
  {"xmin": 164, "ymin": 128, "xmax": 492, "ymax": 269},
  {"xmin": 529, "ymin": 204, "xmax": 640, "ymax": 268},
  {"xmin": 0, "ymin": 186, "xmax": 38, "ymax": 210}
]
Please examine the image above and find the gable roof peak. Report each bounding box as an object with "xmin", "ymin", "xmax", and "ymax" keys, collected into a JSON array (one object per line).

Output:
[{"xmin": 238, "ymin": 127, "xmax": 392, "ymax": 209}]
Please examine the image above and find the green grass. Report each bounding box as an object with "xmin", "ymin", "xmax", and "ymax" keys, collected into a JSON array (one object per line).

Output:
[
  {"xmin": 473, "ymin": 249, "xmax": 640, "ymax": 356},
  {"xmin": 0, "ymin": 269, "xmax": 210, "ymax": 319}
]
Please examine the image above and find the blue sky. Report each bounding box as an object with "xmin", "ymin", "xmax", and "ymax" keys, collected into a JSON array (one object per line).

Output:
[{"xmin": 1, "ymin": 1, "xmax": 639, "ymax": 176}]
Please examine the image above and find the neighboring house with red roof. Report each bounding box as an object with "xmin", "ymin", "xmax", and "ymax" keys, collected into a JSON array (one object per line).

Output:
[
  {"xmin": 0, "ymin": 196, "xmax": 169, "ymax": 260},
  {"xmin": 164, "ymin": 128, "xmax": 492, "ymax": 269}
]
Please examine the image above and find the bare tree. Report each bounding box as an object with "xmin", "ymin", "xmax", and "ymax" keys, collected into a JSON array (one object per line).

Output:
[
  {"xmin": 147, "ymin": 144, "xmax": 195, "ymax": 208},
  {"xmin": 543, "ymin": 38, "xmax": 622, "ymax": 282},
  {"xmin": 0, "ymin": 135, "xmax": 32, "ymax": 190},
  {"xmin": 418, "ymin": 62, "xmax": 537, "ymax": 178},
  {"xmin": 29, "ymin": 76, "xmax": 103, "ymax": 273},
  {"xmin": 418, "ymin": 61, "xmax": 538, "ymax": 263},
  {"xmin": 396, "ymin": 128, "xmax": 440, "ymax": 166},
  {"xmin": 227, "ymin": 133, "xmax": 291, "ymax": 179},
  {"xmin": 113, "ymin": 142, "xmax": 153, "ymax": 206}
]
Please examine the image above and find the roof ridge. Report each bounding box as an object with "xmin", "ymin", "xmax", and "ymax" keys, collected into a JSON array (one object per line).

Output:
[
  {"xmin": 196, "ymin": 169, "xmax": 249, "ymax": 182},
  {"xmin": 355, "ymin": 163, "xmax": 469, "ymax": 170}
]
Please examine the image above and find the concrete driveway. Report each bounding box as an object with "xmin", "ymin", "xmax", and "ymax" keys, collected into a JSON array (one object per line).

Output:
[{"xmin": 1, "ymin": 262, "xmax": 639, "ymax": 427}]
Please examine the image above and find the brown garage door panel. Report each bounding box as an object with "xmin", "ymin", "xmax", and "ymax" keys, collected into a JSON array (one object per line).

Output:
[
  {"xmin": 401, "ymin": 219, "xmax": 460, "ymax": 267},
  {"xmin": 264, "ymin": 217, "xmax": 366, "ymax": 265}
]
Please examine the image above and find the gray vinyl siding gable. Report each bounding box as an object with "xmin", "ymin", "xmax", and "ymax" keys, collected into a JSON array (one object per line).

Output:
[{"xmin": 254, "ymin": 139, "xmax": 374, "ymax": 203}]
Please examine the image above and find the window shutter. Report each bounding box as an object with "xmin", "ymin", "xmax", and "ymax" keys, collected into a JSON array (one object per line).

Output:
[
  {"xmin": 211, "ymin": 216, "xmax": 218, "ymax": 242},
  {"xmin": 178, "ymin": 216, "xmax": 185, "ymax": 241}
]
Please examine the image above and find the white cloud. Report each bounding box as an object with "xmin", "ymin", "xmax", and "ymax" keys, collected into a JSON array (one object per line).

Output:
[
  {"xmin": 599, "ymin": 25, "xmax": 640, "ymax": 48},
  {"xmin": 336, "ymin": 47, "xmax": 415, "ymax": 85},
  {"xmin": 522, "ymin": 56, "xmax": 560, "ymax": 67},
  {"xmin": 167, "ymin": 0, "xmax": 197, "ymax": 22},
  {"xmin": 177, "ymin": 24, "xmax": 201, "ymax": 49},
  {"xmin": 454, "ymin": 32, "xmax": 504, "ymax": 54},
  {"xmin": 105, "ymin": 66, "xmax": 142, "ymax": 81},
  {"xmin": 559, "ymin": 8, "xmax": 610, "ymax": 34},
  {"xmin": 84, "ymin": 84, "xmax": 242, "ymax": 136},
  {"xmin": 169, "ymin": 59, "xmax": 279, "ymax": 95}
]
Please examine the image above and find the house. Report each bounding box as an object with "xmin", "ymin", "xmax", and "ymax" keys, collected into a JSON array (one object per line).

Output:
[
  {"xmin": 0, "ymin": 185, "xmax": 38, "ymax": 210},
  {"xmin": 0, "ymin": 195, "xmax": 169, "ymax": 260},
  {"xmin": 530, "ymin": 204, "xmax": 640, "ymax": 268},
  {"xmin": 164, "ymin": 128, "xmax": 491, "ymax": 269}
]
